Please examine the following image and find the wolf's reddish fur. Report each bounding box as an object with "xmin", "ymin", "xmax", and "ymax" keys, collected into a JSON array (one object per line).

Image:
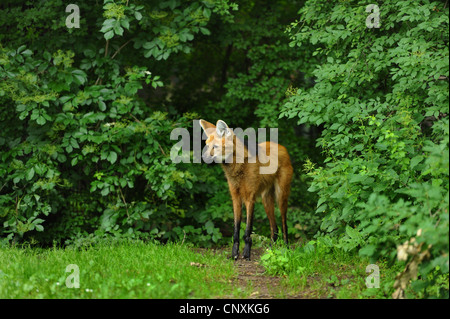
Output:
[{"xmin": 200, "ymin": 119, "xmax": 293, "ymax": 260}]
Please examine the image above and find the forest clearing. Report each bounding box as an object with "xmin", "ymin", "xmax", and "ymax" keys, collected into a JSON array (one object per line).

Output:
[{"xmin": 0, "ymin": 0, "xmax": 448, "ymax": 301}]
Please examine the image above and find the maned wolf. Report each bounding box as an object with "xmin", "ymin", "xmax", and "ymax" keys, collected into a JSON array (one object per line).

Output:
[{"xmin": 199, "ymin": 119, "xmax": 293, "ymax": 260}]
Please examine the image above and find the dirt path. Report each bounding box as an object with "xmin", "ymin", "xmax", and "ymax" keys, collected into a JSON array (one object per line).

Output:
[
  {"xmin": 224, "ymin": 246, "xmax": 314, "ymax": 299},
  {"xmin": 197, "ymin": 246, "xmax": 312, "ymax": 298},
  {"xmin": 232, "ymin": 247, "xmax": 290, "ymax": 298}
]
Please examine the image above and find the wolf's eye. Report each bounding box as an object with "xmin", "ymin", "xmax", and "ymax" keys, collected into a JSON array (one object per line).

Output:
[{"xmin": 213, "ymin": 145, "xmax": 219, "ymax": 149}]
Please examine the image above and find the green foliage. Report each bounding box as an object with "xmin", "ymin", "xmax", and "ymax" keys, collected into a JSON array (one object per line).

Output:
[
  {"xmin": 0, "ymin": 0, "xmax": 448, "ymax": 298},
  {"xmin": 281, "ymin": 0, "xmax": 449, "ymax": 297},
  {"xmin": 260, "ymin": 238, "xmax": 403, "ymax": 298},
  {"xmin": 0, "ymin": 0, "xmax": 238, "ymax": 245}
]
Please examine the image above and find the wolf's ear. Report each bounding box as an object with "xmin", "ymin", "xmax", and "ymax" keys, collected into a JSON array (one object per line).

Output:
[
  {"xmin": 199, "ymin": 119, "xmax": 216, "ymax": 137},
  {"xmin": 216, "ymin": 120, "xmax": 232, "ymax": 137}
]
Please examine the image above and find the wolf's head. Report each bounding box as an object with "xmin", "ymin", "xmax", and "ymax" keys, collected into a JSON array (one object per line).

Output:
[{"xmin": 199, "ymin": 119, "xmax": 235, "ymax": 163}]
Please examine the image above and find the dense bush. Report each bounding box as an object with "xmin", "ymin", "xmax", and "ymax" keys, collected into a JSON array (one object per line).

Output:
[
  {"xmin": 281, "ymin": 0, "xmax": 449, "ymax": 297},
  {"xmin": 0, "ymin": 0, "xmax": 230, "ymax": 245},
  {"xmin": 0, "ymin": 0, "xmax": 318, "ymax": 247}
]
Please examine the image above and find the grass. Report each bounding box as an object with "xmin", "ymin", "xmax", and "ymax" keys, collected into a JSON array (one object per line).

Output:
[
  {"xmin": 3, "ymin": 236, "xmax": 444, "ymax": 299},
  {"xmin": 0, "ymin": 240, "xmax": 246, "ymax": 299},
  {"xmin": 259, "ymin": 240, "xmax": 403, "ymax": 298}
]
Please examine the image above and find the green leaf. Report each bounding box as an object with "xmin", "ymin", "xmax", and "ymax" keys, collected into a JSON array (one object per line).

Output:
[
  {"xmin": 358, "ymin": 244, "xmax": 376, "ymax": 258},
  {"xmin": 33, "ymin": 218, "xmax": 44, "ymax": 225},
  {"xmin": 102, "ymin": 19, "xmax": 115, "ymax": 28},
  {"xmin": 101, "ymin": 187, "xmax": 110, "ymax": 196},
  {"xmin": 104, "ymin": 30, "xmax": 114, "ymax": 40},
  {"xmin": 205, "ymin": 220, "xmax": 214, "ymax": 234},
  {"xmin": 203, "ymin": 8, "xmax": 211, "ymax": 19},
  {"xmin": 26, "ymin": 167, "xmax": 35, "ymax": 181},
  {"xmin": 143, "ymin": 41, "xmax": 156, "ymax": 49},
  {"xmin": 72, "ymin": 70, "xmax": 87, "ymax": 85},
  {"xmin": 17, "ymin": 45, "xmax": 26, "ymax": 54},
  {"xmin": 21, "ymin": 49, "xmax": 33, "ymax": 56},
  {"xmin": 36, "ymin": 115, "xmax": 46, "ymax": 125},
  {"xmin": 199, "ymin": 27, "xmax": 211, "ymax": 35},
  {"xmin": 113, "ymin": 21, "xmax": 124, "ymax": 36},
  {"xmin": 98, "ymin": 100, "xmax": 106, "ymax": 111},
  {"xmin": 43, "ymin": 51, "xmax": 51, "ymax": 61},
  {"xmin": 120, "ymin": 19, "xmax": 130, "ymax": 30},
  {"xmin": 107, "ymin": 151, "xmax": 118, "ymax": 164},
  {"xmin": 348, "ymin": 174, "xmax": 367, "ymax": 184},
  {"xmin": 135, "ymin": 11, "xmax": 142, "ymax": 20},
  {"xmin": 410, "ymin": 155, "xmax": 423, "ymax": 169},
  {"xmin": 16, "ymin": 104, "xmax": 26, "ymax": 112},
  {"xmin": 70, "ymin": 138, "xmax": 79, "ymax": 149},
  {"xmin": 100, "ymin": 25, "xmax": 113, "ymax": 33}
]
